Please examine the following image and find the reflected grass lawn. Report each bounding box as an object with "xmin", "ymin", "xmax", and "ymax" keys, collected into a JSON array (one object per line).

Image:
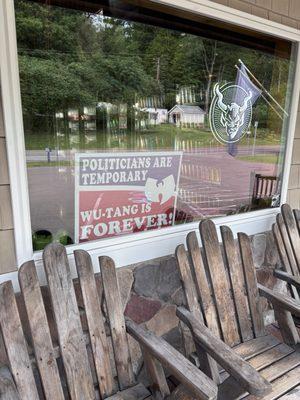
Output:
[
  {"xmin": 27, "ymin": 161, "xmax": 71, "ymax": 168},
  {"xmin": 237, "ymin": 154, "xmax": 279, "ymax": 164},
  {"xmin": 24, "ymin": 124, "xmax": 281, "ymax": 150},
  {"xmin": 27, "ymin": 154, "xmax": 279, "ymax": 168}
]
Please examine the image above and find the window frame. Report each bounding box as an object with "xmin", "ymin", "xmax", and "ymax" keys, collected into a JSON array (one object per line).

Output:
[{"xmin": 1, "ymin": 0, "xmax": 300, "ymax": 274}]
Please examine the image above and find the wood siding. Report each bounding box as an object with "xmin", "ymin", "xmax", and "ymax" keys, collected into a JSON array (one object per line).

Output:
[
  {"xmin": 0, "ymin": 92, "xmax": 16, "ymax": 274},
  {"xmin": 288, "ymin": 107, "xmax": 300, "ymax": 208},
  {"xmin": 211, "ymin": 0, "xmax": 300, "ymax": 28}
]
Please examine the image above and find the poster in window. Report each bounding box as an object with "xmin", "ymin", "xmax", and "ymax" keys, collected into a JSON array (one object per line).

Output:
[{"xmin": 75, "ymin": 152, "xmax": 182, "ymax": 243}]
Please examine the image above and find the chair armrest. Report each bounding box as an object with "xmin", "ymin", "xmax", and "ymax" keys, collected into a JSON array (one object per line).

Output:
[
  {"xmin": 125, "ymin": 318, "xmax": 218, "ymax": 400},
  {"xmin": 0, "ymin": 365, "xmax": 20, "ymax": 399},
  {"xmin": 258, "ymin": 283, "xmax": 300, "ymax": 316},
  {"xmin": 176, "ymin": 307, "xmax": 271, "ymax": 397},
  {"xmin": 274, "ymin": 270, "xmax": 300, "ymax": 290}
]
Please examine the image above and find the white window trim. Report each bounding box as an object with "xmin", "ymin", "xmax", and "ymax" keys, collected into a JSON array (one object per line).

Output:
[{"xmin": 1, "ymin": 0, "xmax": 300, "ymax": 283}]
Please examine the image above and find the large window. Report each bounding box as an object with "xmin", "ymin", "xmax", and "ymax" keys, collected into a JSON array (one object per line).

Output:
[{"xmin": 14, "ymin": 0, "xmax": 296, "ymax": 249}]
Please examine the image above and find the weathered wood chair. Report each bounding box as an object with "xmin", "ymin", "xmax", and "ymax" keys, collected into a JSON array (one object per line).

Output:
[
  {"xmin": 175, "ymin": 219, "xmax": 300, "ymax": 399},
  {"xmin": 0, "ymin": 243, "xmax": 218, "ymax": 400},
  {"xmin": 272, "ymin": 203, "xmax": 300, "ymax": 303}
]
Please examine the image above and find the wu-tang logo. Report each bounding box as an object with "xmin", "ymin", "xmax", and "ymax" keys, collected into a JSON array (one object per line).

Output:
[
  {"xmin": 209, "ymin": 83, "xmax": 253, "ymax": 144},
  {"xmin": 145, "ymin": 175, "xmax": 175, "ymax": 204}
]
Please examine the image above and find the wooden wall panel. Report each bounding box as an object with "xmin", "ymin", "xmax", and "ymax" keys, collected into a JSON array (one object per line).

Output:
[
  {"xmin": 0, "ymin": 98, "xmax": 4, "ymax": 138},
  {"xmin": 0, "ymin": 91, "xmax": 16, "ymax": 274},
  {"xmin": 271, "ymin": 0, "xmax": 290, "ymax": 17},
  {"xmin": 0, "ymin": 186, "xmax": 13, "ymax": 230},
  {"xmin": 210, "ymin": 0, "xmax": 300, "ymax": 28},
  {"xmin": 0, "ymin": 138, "xmax": 9, "ymax": 185},
  {"xmin": 288, "ymin": 165, "xmax": 300, "ymax": 190},
  {"xmin": 0, "ymin": 230, "xmax": 16, "ymax": 274}
]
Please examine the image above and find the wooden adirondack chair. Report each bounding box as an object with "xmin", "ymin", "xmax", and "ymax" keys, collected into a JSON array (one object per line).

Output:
[
  {"xmin": 272, "ymin": 203, "xmax": 300, "ymax": 303},
  {"xmin": 175, "ymin": 219, "xmax": 300, "ymax": 400},
  {"xmin": 0, "ymin": 243, "xmax": 218, "ymax": 400}
]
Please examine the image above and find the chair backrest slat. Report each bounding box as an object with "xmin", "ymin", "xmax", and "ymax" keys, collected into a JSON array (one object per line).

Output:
[
  {"xmin": 238, "ymin": 233, "xmax": 265, "ymax": 338},
  {"xmin": 276, "ymin": 213, "xmax": 299, "ymax": 276},
  {"xmin": 0, "ymin": 281, "xmax": 39, "ymax": 400},
  {"xmin": 273, "ymin": 205, "xmax": 300, "ymax": 302},
  {"xmin": 74, "ymin": 250, "xmax": 115, "ymax": 398},
  {"xmin": 186, "ymin": 232, "xmax": 220, "ymax": 337},
  {"xmin": 273, "ymin": 222, "xmax": 293, "ymax": 275},
  {"xmin": 175, "ymin": 244, "xmax": 204, "ymax": 322},
  {"xmin": 18, "ymin": 261, "xmax": 65, "ymax": 400},
  {"xmin": 199, "ymin": 220, "xmax": 240, "ymax": 346},
  {"xmin": 43, "ymin": 243, "xmax": 95, "ymax": 400},
  {"xmin": 221, "ymin": 226, "xmax": 253, "ymax": 342},
  {"xmin": 282, "ymin": 203, "xmax": 300, "ymax": 275},
  {"xmin": 176, "ymin": 243, "xmax": 221, "ymax": 382},
  {"xmin": 99, "ymin": 256, "xmax": 135, "ymax": 391},
  {"xmin": 176, "ymin": 220, "xmax": 266, "ymax": 350},
  {"xmin": 273, "ymin": 219, "xmax": 300, "ymax": 301},
  {"xmin": 293, "ymin": 209, "xmax": 300, "ymax": 232}
]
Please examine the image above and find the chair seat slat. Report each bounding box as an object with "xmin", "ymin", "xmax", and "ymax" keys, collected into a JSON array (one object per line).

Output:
[
  {"xmin": 244, "ymin": 365, "xmax": 300, "ymax": 400},
  {"xmin": 106, "ymin": 383, "xmax": 151, "ymax": 400},
  {"xmin": 219, "ymin": 344, "xmax": 300, "ymax": 400},
  {"xmin": 233, "ymin": 335, "xmax": 280, "ymax": 360}
]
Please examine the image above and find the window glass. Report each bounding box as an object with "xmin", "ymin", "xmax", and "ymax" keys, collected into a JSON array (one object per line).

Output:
[{"xmin": 14, "ymin": 0, "xmax": 296, "ymax": 249}]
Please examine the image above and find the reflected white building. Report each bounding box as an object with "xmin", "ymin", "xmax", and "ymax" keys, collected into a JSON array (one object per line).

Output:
[
  {"xmin": 168, "ymin": 105, "xmax": 205, "ymax": 127},
  {"xmin": 141, "ymin": 108, "xmax": 168, "ymax": 125}
]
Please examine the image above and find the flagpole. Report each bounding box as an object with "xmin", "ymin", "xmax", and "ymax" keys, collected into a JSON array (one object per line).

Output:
[
  {"xmin": 238, "ymin": 59, "xmax": 288, "ymax": 117},
  {"xmin": 235, "ymin": 65, "xmax": 283, "ymax": 120}
]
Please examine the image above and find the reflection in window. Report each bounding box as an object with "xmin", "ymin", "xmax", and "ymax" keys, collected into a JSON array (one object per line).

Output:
[{"xmin": 14, "ymin": 0, "xmax": 295, "ymax": 248}]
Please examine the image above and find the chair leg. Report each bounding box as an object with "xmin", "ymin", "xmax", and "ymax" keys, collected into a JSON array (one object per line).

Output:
[
  {"xmin": 166, "ymin": 384, "xmax": 196, "ymax": 400},
  {"xmin": 142, "ymin": 347, "xmax": 170, "ymax": 400},
  {"xmin": 274, "ymin": 306, "xmax": 300, "ymax": 346}
]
